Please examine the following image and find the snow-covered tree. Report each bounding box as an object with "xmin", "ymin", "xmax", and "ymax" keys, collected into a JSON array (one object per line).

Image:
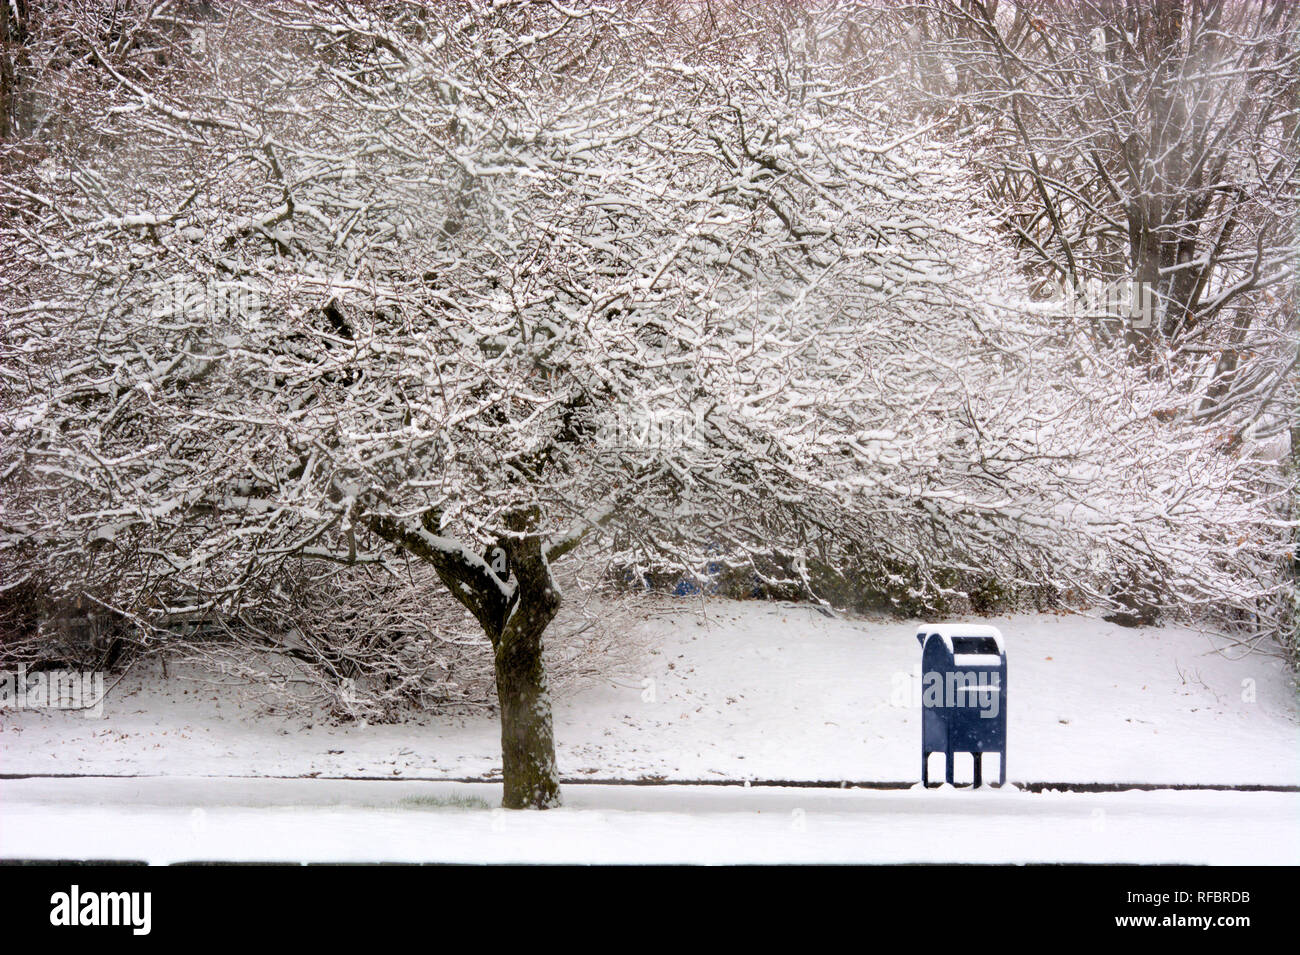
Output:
[
  {"xmin": 864, "ymin": 0, "xmax": 1298, "ymax": 642},
  {"xmin": 2, "ymin": 0, "xmax": 958, "ymax": 806}
]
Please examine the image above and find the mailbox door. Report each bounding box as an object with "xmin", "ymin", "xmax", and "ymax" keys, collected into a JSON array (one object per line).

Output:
[
  {"xmin": 947, "ymin": 667, "xmax": 1005, "ymax": 751},
  {"xmin": 948, "ymin": 705, "xmax": 1005, "ymax": 751},
  {"xmin": 921, "ymin": 704, "xmax": 947, "ymax": 752}
]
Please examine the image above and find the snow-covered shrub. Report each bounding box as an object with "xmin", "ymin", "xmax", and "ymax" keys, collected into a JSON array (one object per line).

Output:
[
  {"xmin": 173, "ymin": 556, "xmax": 630, "ymax": 722},
  {"xmin": 0, "ymin": 579, "xmax": 139, "ymax": 671}
]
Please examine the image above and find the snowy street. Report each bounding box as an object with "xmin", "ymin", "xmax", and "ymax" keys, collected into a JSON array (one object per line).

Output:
[{"xmin": 2, "ymin": 776, "xmax": 1295, "ymax": 865}]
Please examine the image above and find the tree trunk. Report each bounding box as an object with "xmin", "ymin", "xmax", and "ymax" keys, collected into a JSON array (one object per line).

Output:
[
  {"xmin": 495, "ymin": 529, "xmax": 562, "ymax": 809},
  {"xmin": 495, "ymin": 610, "xmax": 561, "ymax": 809}
]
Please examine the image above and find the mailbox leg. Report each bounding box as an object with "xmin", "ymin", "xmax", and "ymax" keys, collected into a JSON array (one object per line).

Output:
[
  {"xmin": 944, "ymin": 749, "xmax": 954, "ymax": 786},
  {"xmin": 972, "ymin": 751, "xmax": 982, "ymax": 788},
  {"xmin": 922, "ymin": 751, "xmax": 929, "ymax": 788},
  {"xmin": 999, "ymin": 751, "xmax": 1006, "ymax": 787}
]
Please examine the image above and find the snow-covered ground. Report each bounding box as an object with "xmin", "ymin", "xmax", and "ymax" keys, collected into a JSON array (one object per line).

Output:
[
  {"xmin": 2, "ymin": 599, "xmax": 1297, "ymax": 863},
  {"xmin": 3, "ymin": 600, "xmax": 1295, "ymax": 784}
]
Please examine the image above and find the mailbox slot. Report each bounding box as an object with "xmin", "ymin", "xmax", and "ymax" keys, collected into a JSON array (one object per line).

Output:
[{"xmin": 952, "ymin": 636, "xmax": 999, "ymax": 655}]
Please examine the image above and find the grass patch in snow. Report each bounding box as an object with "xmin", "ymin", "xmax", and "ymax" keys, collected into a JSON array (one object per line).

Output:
[{"xmin": 396, "ymin": 793, "xmax": 493, "ymax": 811}]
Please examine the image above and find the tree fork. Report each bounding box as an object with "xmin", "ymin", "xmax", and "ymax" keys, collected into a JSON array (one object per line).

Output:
[{"xmin": 371, "ymin": 504, "xmax": 566, "ymax": 808}]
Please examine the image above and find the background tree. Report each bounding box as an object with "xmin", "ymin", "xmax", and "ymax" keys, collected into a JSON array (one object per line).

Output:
[
  {"xmin": 869, "ymin": 0, "xmax": 1298, "ymax": 640},
  {"xmin": 893, "ymin": 0, "xmax": 1298, "ymax": 429}
]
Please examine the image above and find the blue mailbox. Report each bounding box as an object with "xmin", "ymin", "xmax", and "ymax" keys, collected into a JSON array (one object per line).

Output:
[{"xmin": 917, "ymin": 623, "xmax": 1006, "ymax": 787}]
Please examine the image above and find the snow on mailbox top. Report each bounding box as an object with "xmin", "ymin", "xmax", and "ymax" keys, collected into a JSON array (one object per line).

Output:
[{"xmin": 915, "ymin": 623, "xmax": 1005, "ymax": 663}]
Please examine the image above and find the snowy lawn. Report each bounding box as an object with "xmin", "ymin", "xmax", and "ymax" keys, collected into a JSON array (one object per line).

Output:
[
  {"xmin": 3, "ymin": 599, "xmax": 1296, "ymax": 863},
  {"xmin": 1, "ymin": 776, "xmax": 1295, "ymax": 864},
  {"xmin": 2, "ymin": 600, "xmax": 1295, "ymax": 786}
]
